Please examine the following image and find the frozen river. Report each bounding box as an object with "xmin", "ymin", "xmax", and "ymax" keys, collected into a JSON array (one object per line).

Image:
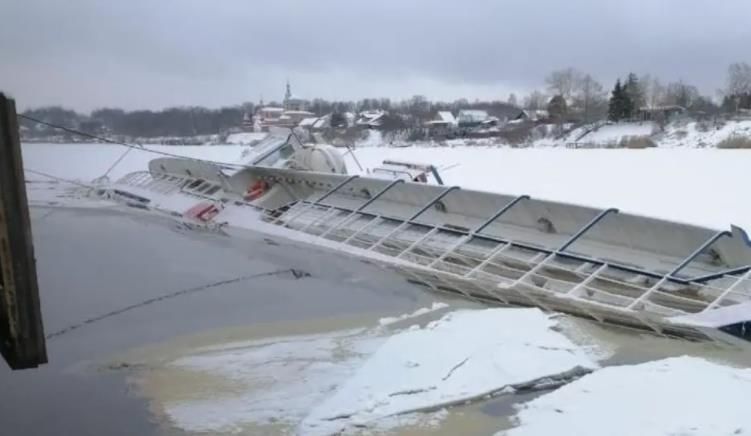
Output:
[{"xmin": 7, "ymin": 143, "xmax": 751, "ymax": 435}]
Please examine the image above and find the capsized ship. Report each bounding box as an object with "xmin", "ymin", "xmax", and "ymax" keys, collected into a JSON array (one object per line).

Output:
[{"xmin": 38, "ymin": 131, "xmax": 751, "ymax": 345}]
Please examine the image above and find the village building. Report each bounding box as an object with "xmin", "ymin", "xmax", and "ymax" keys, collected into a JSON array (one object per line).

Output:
[
  {"xmin": 255, "ymin": 81, "xmax": 314, "ymax": 130},
  {"xmin": 457, "ymin": 109, "xmax": 499, "ymax": 127},
  {"xmin": 511, "ymin": 109, "xmax": 550, "ymax": 123},
  {"xmin": 638, "ymin": 105, "xmax": 686, "ymax": 122},
  {"xmin": 424, "ymin": 111, "xmax": 457, "ymax": 128}
]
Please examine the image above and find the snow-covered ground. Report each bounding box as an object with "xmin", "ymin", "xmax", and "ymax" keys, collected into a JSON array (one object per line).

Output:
[
  {"xmin": 576, "ymin": 121, "xmax": 656, "ymax": 144},
  {"xmin": 500, "ymin": 356, "xmax": 751, "ymax": 436},
  {"xmin": 355, "ymin": 118, "xmax": 751, "ymax": 149},
  {"xmin": 657, "ymin": 119, "xmax": 751, "ymax": 148},
  {"xmin": 147, "ymin": 307, "xmax": 597, "ymax": 435}
]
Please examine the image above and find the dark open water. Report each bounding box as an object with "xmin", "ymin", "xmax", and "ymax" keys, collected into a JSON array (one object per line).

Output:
[{"xmin": 0, "ymin": 207, "xmax": 430, "ymax": 436}]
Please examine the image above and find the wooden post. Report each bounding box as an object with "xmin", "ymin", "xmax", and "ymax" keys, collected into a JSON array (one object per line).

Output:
[{"xmin": 0, "ymin": 93, "xmax": 47, "ymax": 369}]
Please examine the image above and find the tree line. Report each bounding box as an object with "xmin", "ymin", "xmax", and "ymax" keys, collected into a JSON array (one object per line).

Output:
[
  {"xmin": 538, "ymin": 62, "xmax": 751, "ymax": 124},
  {"xmin": 18, "ymin": 61, "xmax": 751, "ymax": 140}
]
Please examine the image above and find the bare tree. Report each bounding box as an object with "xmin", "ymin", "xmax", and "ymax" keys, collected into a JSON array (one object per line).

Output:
[
  {"xmin": 724, "ymin": 62, "xmax": 751, "ymax": 112},
  {"xmin": 507, "ymin": 93, "xmax": 518, "ymax": 107},
  {"xmin": 574, "ymin": 74, "xmax": 606, "ymax": 122},
  {"xmin": 640, "ymin": 75, "xmax": 666, "ymax": 108},
  {"xmin": 524, "ymin": 90, "xmax": 548, "ymax": 110},
  {"xmin": 726, "ymin": 62, "xmax": 751, "ymax": 96},
  {"xmin": 664, "ymin": 81, "xmax": 699, "ymax": 108},
  {"xmin": 545, "ymin": 68, "xmax": 582, "ymax": 101}
]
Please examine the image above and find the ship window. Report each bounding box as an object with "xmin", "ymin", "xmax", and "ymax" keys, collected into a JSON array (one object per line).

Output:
[
  {"xmin": 195, "ymin": 183, "xmax": 211, "ymax": 193},
  {"xmin": 188, "ymin": 179, "xmax": 204, "ymax": 189},
  {"xmin": 434, "ymin": 201, "xmax": 447, "ymax": 213},
  {"xmin": 204, "ymin": 185, "xmax": 221, "ymax": 196}
]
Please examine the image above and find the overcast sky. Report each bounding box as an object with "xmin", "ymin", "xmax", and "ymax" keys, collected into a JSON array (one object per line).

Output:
[{"xmin": 1, "ymin": 0, "xmax": 750, "ymax": 112}]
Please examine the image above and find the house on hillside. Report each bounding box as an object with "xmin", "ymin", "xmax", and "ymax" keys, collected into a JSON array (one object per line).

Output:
[
  {"xmin": 457, "ymin": 110, "xmax": 489, "ymax": 127},
  {"xmin": 638, "ymin": 105, "xmax": 685, "ymax": 122},
  {"xmin": 424, "ymin": 111, "xmax": 457, "ymax": 137},
  {"xmin": 424, "ymin": 111, "xmax": 457, "ymax": 128},
  {"xmin": 457, "ymin": 109, "xmax": 501, "ymax": 128},
  {"xmin": 256, "ymin": 106, "xmax": 285, "ymax": 130},
  {"xmin": 512, "ymin": 109, "xmax": 549, "ymax": 123}
]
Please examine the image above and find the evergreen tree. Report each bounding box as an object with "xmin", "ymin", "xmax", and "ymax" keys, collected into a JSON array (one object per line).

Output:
[
  {"xmin": 621, "ymin": 84, "xmax": 634, "ymax": 120},
  {"xmin": 623, "ymin": 73, "xmax": 644, "ymax": 118},
  {"xmin": 608, "ymin": 80, "xmax": 624, "ymax": 121}
]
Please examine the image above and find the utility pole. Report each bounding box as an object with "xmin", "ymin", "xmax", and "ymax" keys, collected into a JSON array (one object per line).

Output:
[{"xmin": 0, "ymin": 93, "xmax": 47, "ymax": 369}]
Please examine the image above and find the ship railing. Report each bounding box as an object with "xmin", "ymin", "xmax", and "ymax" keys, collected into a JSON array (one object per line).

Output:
[{"xmin": 265, "ymin": 181, "xmax": 751, "ymax": 335}]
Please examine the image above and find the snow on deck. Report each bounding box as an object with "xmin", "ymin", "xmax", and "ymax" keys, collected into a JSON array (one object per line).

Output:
[
  {"xmin": 499, "ymin": 356, "xmax": 751, "ymax": 436},
  {"xmin": 157, "ymin": 308, "xmax": 596, "ymax": 435}
]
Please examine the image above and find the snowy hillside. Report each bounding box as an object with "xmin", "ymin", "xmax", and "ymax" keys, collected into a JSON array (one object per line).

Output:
[
  {"xmin": 353, "ymin": 118, "xmax": 751, "ymax": 149},
  {"xmin": 657, "ymin": 119, "xmax": 751, "ymax": 148}
]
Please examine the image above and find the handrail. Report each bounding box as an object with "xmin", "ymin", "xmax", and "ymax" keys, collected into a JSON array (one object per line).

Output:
[
  {"xmin": 669, "ymin": 231, "xmax": 732, "ymax": 276},
  {"xmin": 281, "ymin": 198, "xmax": 745, "ymax": 287},
  {"xmin": 356, "ymin": 179, "xmax": 404, "ymax": 212},
  {"xmin": 474, "ymin": 195, "xmax": 530, "ymax": 234},
  {"xmin": 559, "ymin": 208, "xmax": 619, "ymax": 251}
]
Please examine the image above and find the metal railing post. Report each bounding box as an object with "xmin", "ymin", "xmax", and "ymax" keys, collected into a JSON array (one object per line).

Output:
[
  {"xmin": 367, "ymin": 186, "xmax": 460, "ymax": 251},
  {"xmin": 272, "ymin": 174, "xmax": 359, "ymax": 225},
  {"xmin": 704, "ymin": 269, "xmax": 751, "ymax": 311},
  {"xmin": 669, "ymin": 230, "xmax": 732, "ymax": 277},
  {"xmin": 558, "ymin": 208, "xmax": 619, "ymax": 252},
  {"xmin": 474, "ymin": 195, "xmax": 530, "ymax": 234}
]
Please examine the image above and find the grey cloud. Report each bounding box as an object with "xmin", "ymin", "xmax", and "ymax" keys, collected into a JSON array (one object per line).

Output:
[{"xmin": 1, "ymin": 0, "xmax": 750, "ymax": 111}]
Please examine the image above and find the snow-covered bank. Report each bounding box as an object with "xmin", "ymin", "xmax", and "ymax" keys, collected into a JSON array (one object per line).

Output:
[
  {"xmin": 500, "ymin": 356, "xmax": 751, "ymax": 436},
  {"xmin": 153, "ymin": 308, "xmax": 596, "ymax": 435}
]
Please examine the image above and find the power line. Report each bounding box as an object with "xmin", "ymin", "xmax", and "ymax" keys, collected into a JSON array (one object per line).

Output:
[{"xmin": 17, "ymin": 113, "xmax": 249, "ymax": 169}]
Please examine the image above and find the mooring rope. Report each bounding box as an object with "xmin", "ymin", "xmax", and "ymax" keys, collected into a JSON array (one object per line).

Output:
[
  {"xmin": 46, "ymin": 268, "xmax": 311, "ymax": 340},
  {"xmin": 18, "ymin": 114, "xmax": 250, "ymax": 170}
]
